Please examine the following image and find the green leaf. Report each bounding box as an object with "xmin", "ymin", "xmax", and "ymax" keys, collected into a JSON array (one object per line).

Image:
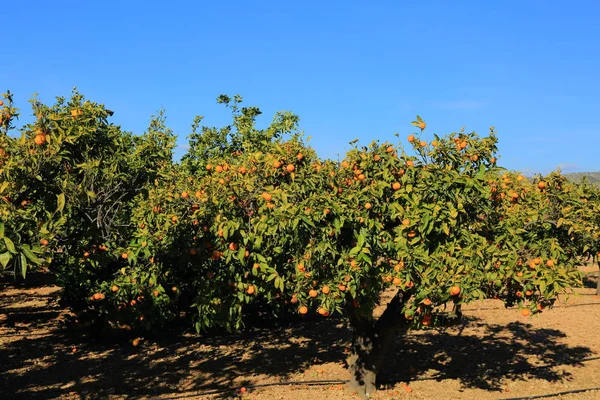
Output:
[
  {"xmin": 57, "ymin": 193, "xmax": 65, "ymax": 213},
  {"xmin": 0, "ymin": 252, "xmax": 11, "ymax": 268},
  {"xmin": 4, "ymin": 237, "xmax": 16, "ymax": 254},
  {"xmin": 21, "ymin": 246, "xmax": 42, "ymax": 265},
  {"xmin": 20, "ymin": 253, "xmax": 27, "ymax": 279},
  {"xmin": 0, "ymin": 222, "xmax": 4, "ymax": 239}
]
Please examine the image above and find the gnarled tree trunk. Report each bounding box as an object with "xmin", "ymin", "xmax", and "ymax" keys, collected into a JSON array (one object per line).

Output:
[{"xmin": 345, "ymin": 290, "xmax": 411, "ymax": 399}]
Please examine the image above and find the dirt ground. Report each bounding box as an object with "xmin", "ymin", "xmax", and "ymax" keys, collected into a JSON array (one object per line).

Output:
[{"xmin": 1, "ymin": 265, "xmax": 600, "ymax": 400}]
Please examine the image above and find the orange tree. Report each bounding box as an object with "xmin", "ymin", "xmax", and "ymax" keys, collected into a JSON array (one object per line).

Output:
[
  {"xmin": 2, "ymin": 91, "xmax": 588, "ymax": 397},
  {"xmin": 0, "ymin": 89, "xmax": 175, "ymax": 314}
]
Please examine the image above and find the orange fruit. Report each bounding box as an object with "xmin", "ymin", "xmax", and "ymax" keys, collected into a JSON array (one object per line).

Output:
[
  {"xmin": 181, "ymin": 191, "xmax": 189, "ymax": 199},
  {"xmin": 246, "ymin": 285, "xmax": 255, "ymax": 295},
  {"xmin": 308, "ymin": 289, "xmax": 318, "ymax": 298},
  {"xmin": 34, "ymin": 134, "xmax": 46, "ymax": 145},
  {"xmin": 83, "ymin": 251, "xmax": 90, "ymax": 258},
  {"xmin": 459, "ymin": 141, "xmax": 468, "ymax": 149},
  {"xmin": 546, "ymin": 260, "xmax": 554, "ymax": 267},
  {"xmin": 297, "ymin": 153, "xmax": 304, "ymax": 161},
  {"xmin": 521, "ymin": 309, "xmax": 531, "ymax": 317},
  {"xmin": 386, "ymin": 146, "xmax": 394, "ymax": 153},
  {"xmin": 132, "ymin": 338, "xmax": 141, "ymax": 347},
  {"xmin": 449, "ymin": 286, "xmax": 461, "ymax": 296},
  {"xmin": 392, "ymin": 182, "xmax": 401, "ymax": 190},
  {"xmin": 538, "ymin": 181, "xmax": 546, "ymax": 189},
  {"xmin": 338, "ymin": 284, "xmax": 346, "ymax": 291},
  {"xmin": 171, "ymin": 215, "xmax": 178, "ymax": 223},
  {"xmin": 261, "ymin": 192, "xmax": 273, "ymax": 201},
  {"xmin": 407, "ymin": 134, "xmax": 415, "ymax": 143},
  {"xmin": 322, "ymin": 285, "xmax": 330, "ymax": 294},
  {"xmin": 0, "ymin": 100, "xmax": 3, "ymax": 106},
  {"xmin": 40, "ymin": 239, "xmax": 49, "ymax": 246},
  {"xmin": 286, "ymin": 164, "xmax": 295, "ymax": 172},
  {"xmin": 422, "ymin": 298, "xmax": 432, "ymax": 306},
  {"xmin": 419, "ymin": 122, "xmax": 426, "ymax": 130},
  {"xmin": 407, "ymin": 231, "xmax": 416, "ymax": 238},
  {"xmin": 273, "ymin": 160, "xmax": 281, "ymax": 168},
  {"xmin": 532, "ymin": 257, "xmax": 542, "ymax": 265},
  {"xmin": 172, "ymin": 286, "xmax": 178, "ymax": 292},
  {"xmin": 422, "ymin": 314, "xmax": 432, "ymax": 326},
  {"xmin": 364, "ymin": 202, "xmax": 372, "ymax": 210},
  {"xmin": 228, "ymin": 242, "xmax": 239, "ymax": 251},
  {"xmin": 525, "ymin": 290, "xmax": 533, "ymax": 296},
  {"xmin": 392, "ymin": 277, "xmax": 402, "ymax": 286},
  {"xmin": 240, "ymin": 387, "xmax": 247, "ymax": 394},
  {"xmin": 215, "ymin": 165, "xmax": 223, "ymax": 173},
  {"xmin": 298, "ymin": 305, "xmax": 308, "ymax": 315},
  {"xmin": 189, "ymin": 248, "xmax": 198, "ymax": 255},
  {"xmin": 318, "ymin": 307, "xmax": 329, "ymax": 316},
  {"xmin": 406, "ymin": 160, "xmax": 414, "ymax": 167},
  {"xmin": 420, "ymin": 141, "xmax": 427, "ymax": 147},
  {"xmin": 290, "ymin": 294, "xmax": 298, "ymax": 304},
  {"xmin": 111, "ymin": 285, "xmax": 119, "ymax": 293},
  {"xmin": 401, "ymin": 219, "xmax": 410, "ymax": 226},
  {"xmin": 205, "ymin": 164, "xmax": 213, "ymax": 171},
  {"xmin": 153, "ymin": 290, "xmax": 159, "ymax": 297}
]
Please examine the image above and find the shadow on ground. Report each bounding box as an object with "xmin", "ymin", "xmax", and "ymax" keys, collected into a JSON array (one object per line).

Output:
[{"xmin": 0, "ymin": 275, "xmax": 594, "ymax": 399}]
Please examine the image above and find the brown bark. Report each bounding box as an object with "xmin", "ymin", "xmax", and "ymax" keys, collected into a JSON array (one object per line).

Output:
[{"xmin": 345, "ymin": 291, "xmax": 410, "ymax": 399}]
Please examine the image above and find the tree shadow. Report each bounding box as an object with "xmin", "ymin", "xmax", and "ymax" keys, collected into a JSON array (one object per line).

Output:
[
  {"xmin": 0, "ymin": 281, "xmax": 595, "ymax": 399},
  {"xmin": 379, "ymin": 317, "xmax": 593, "ymax": 391},
  {"xmin": 583, "ymin": 271, "xmax": 598, "ymax": 290}
]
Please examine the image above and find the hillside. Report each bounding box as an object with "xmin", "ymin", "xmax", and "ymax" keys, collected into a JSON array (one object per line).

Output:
[{"xmin": 564, "ymin": 171, "xmax": 600, "ymax": 184}]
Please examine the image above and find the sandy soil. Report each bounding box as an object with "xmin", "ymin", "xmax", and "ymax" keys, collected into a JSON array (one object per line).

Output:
[{"xmin": 1, "ymin": 265, "xmax": 599, "ymax": 400}]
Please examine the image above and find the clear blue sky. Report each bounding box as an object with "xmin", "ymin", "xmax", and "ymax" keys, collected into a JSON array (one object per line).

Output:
[{"xmin": 2, "ymin": 1, "xmax": 599, "ymax": 174}]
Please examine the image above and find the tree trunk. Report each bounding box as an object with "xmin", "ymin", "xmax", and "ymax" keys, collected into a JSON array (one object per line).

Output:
[{"xmin": 345, "ymin": 291, "xmax": 410, "ymax": 399}]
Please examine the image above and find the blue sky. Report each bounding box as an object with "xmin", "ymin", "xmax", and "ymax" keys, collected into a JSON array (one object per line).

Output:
[{"xmin": 2, "ymin": 1, "xmax": 599, "ymax": 174}]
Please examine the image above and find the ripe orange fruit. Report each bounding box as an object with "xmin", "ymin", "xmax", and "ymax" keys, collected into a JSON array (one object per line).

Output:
[
  {"xmin": 338, "ymin": 284, "xmax": 346, "ymax": 291},
  {"xmin": 40, "ymin": 239, "xmax": 49, "ymax": 246},
  {"xmin": 392, "ymin": 277, "xmax": 402, "ymax": 286},
  {"xmin": 407, "ymin": 231, "xmax": 416, "ymax": 238},
  {"xmin": 290, "ymin": 294, "xmax": 298, "ymax": 304},
  {"xmin": 298, "ymin": 305, "xmax": 308, "ymax": 314},
  {"xmin": 406, "ymin": 160, "xmax": 414, "ymax": 167},
  {"xmin": 459, "ymin": 141, "xmax": 468, "ymax": 150},
  {"xmin": 422, "ymin": 298, "xmax": 432, "ymax": 306},
  {"xmin": 407, "ymin": 135, "xmax": 415, "ymax": 143},
  {"xmin": 261, "ymin": 192, "xmax": 273, "ymax": 201},
  {"xmin": 521, "ymin": 309, "xmax": 531, "ymax": 317},
  {"xmin": 228, "ymin": 242, "xmax": 239, "ymax": 251},
  {"xmin": 364, "ymin": 202, "xmax": 372, "ymax": 210},
  {"xmin": 34, "ymin": 134, "xmax": 46, "ymax": 145},
  {"xmin": 401, "ymin": 219, "xmax": 410, "ymax": 226},
  {"xmin": 153, "ymin": 290, "xmax": 159, "ymax": 297},
  {"xmin": 172, "ymin": 286, "xmax": 178, "ymax": 293},
  {"xmin": 392, "ymin": 182, "xmax": 401, "ymax": 190},
  {"xmin": 205, "ymin": 164, "xmax": 213, "ymax": 171},
  {"xmin": 419, "ymin": 122, "xmax": 426, "ymax": 130},
  {"xmin": 538, "ymin": 181, "xmax": 546, "ymax": 189},
  {"xmin": 525, "ymin": 290, "xmax": 533, "ymax": 296},
  {"xmin": 171, "ymin": 215, "xmax": 178, "ymax": 223},
  {"xmin": 246, "ymin": 285, "xmax": 255, "ymax": 295},
  {"xmin": 286, "ymin": 164, "xmax": 295, "ymax": 172},
  {"xmin": 189, "ymin": 248, "xmax": 198, "ymax": 255},
  {"xmin": 449, "ymin": 286, "xmax": 461, "ymax": 296},
  {"xmin": 297, "ymin": 153, "xmax": 304, "ymax": 161},
  {"xmin": 111, "ymin": 285, "xmax": 119, "ymax": 293},
  {"xmin": 0, "ymin": 100, "xmax": 3, "ymax": 106},
  {"xmin": 83, "ymin": 251, "xmax": 90, "ymax": 258},
  {"xmin": 240, "ymin": 387, "xmax": 247, "ymax": 394},
  {"xmin": 132, "ymin": 338, "xmax": 141, "ymax": 347},
  {"xmin": 422, "ymin": 314, "xmax": 432, "ymax": 326},
  {"xmin": 181, "ymin": 191, "xmax": 189, "ymax": 199},
  {"xmin": 386, "ymin": 146, "xmax": 394, "ymax": 153},
  {"xmin": 322, "ymin": 285, "xmax": 330, "ymax": 294},
  {"xmin": 318, "ymin": 307, "xmax": 329, "ymax": 316},
  {"xmin": 420, "ymin": 141, "xmax": 427, "ymax": 147},
  {"xmin": 546, "ymin": 260, "xmax": 554, "ymax": 267},
  {"xmin": 537, "ymin": 303, "xmax": 545, "ymax": 311},
  {"xmin": 532, "ymin": 257, "xmax": 542, "ymax": 265},
  {"xmin": 308, "ymin": 289, "xmax": 318, "ymax": 298}
]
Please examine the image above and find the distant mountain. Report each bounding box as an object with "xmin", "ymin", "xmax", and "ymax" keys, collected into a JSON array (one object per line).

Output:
[{"xmin": 564, "ymin": 172, "xmax": 600, "ymax": 185}]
